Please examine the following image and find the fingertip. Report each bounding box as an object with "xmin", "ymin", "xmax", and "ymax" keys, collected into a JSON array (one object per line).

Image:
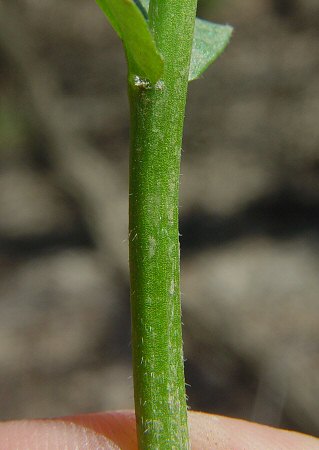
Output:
[
  {"xmin": 0, "ymin": 418, "xmax": 121, "ymax": 450},
  {"xmin": 189, "ymin": 411, "xmax": 319, "ymax": 450},
  {"xmin": 1, "ymin": 410, "xmax": 318, "ymax": 450},
  {"xmin": 62, "ymin": 410, "xmax": 137, "ymax": 449}
]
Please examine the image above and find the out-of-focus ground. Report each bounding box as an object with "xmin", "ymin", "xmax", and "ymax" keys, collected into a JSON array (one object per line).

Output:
[{"xmin": 0, "ymin": 0, "xmax": 319, "ymax": 437}]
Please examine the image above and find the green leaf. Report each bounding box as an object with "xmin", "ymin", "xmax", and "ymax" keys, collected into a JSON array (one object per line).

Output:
[
  {"xmin": 96, "ymin": 0, "xmax": 163, "ymax": 82},
  {"xmin": 189, "ymin": 19, "xmax": 233, "ymax": 81}
]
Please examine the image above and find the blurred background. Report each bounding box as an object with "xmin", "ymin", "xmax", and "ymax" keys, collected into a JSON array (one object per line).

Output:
[{"xmin": 0, "ymin": 0, "xmax": 319, "ymax": 438}]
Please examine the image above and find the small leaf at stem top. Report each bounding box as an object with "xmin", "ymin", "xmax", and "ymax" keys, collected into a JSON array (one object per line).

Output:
[
  {"xmin": 131, "ymin": 0, "xmax": 232, "ymax": 82},
  {"xmin": 135, "ymin": 0, "xmax": 149, "ymax": 14},
  {"xmin": 96, "ymin": 0, "xmax": 163, "ymax": 83},
  {"xmin": 133, "ymin": 0, "xmax": 148, "ymax": 18}
]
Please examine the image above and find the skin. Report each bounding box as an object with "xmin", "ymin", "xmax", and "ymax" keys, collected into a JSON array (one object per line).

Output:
[{"xmin": 0, "ymin": 411, "xmax": 318, "ymax": 449}]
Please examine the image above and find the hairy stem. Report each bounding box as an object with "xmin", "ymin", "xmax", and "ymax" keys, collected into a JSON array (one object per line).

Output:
[{"xmin": 129, "ymin": 0, "xmax": 197, "ymax": 448}]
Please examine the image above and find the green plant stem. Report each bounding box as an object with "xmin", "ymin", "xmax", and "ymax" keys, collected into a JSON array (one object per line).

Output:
[{"xmin": 129, "ymin": 0, "xmax": 197, "ymax": 448}]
